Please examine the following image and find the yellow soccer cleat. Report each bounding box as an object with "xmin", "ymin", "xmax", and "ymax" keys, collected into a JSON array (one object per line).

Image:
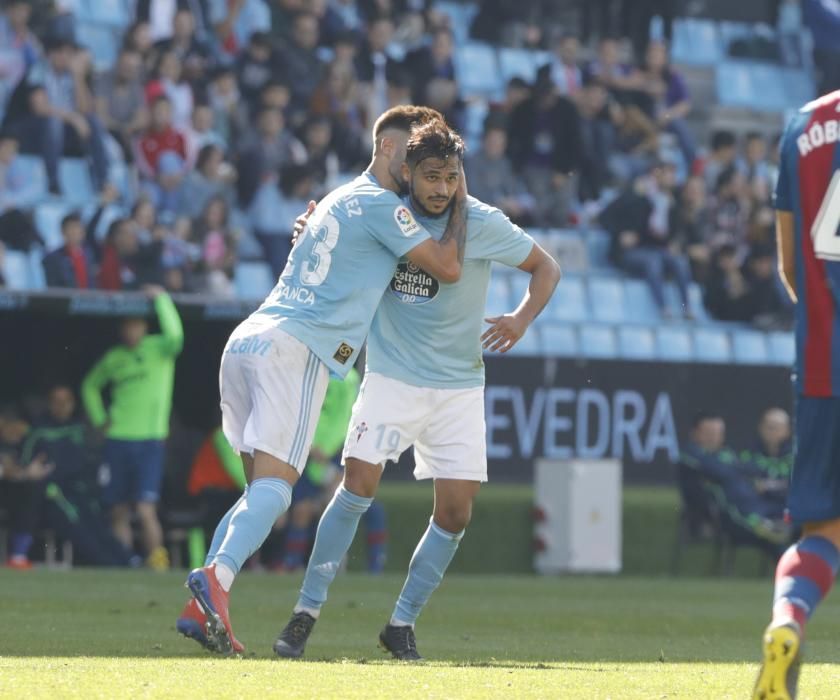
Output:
[{"xmin": 753, "ymin": 622, "xmax": 802, "ymax": 700}]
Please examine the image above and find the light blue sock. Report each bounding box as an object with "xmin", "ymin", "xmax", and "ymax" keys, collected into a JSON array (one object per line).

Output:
[
  {"xmin": 296, "ymin": 485, "xmax": 372, "ymax": 612},
  {"xmin": 392, "ymin": 520, "xmax": 464, "ymax": 626},
  {"xmin": 213, "ymin": 478, "xmax": 293, "ymax": 575},
  {"xmin": 204, "ymin": 487, "xmax": 248, "ymax": 566}
]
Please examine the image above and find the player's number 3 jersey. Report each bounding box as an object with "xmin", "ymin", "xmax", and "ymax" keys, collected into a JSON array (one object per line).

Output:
[
  {"xmin": 775, "ymin": 90, "xmax": 840, "ymax": 396},
  {"xmin": 251, "ymin": 172, "xmax": 431, "ymax": 377}
]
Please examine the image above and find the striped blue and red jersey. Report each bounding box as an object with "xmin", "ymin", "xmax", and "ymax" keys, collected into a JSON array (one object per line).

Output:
[{"xmin": 775, "ymin": 90, "xmax": 840, "ymax": 397}]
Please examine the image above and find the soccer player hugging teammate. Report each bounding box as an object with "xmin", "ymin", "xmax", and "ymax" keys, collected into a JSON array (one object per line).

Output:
[
  {"xmin": 273, "ymin": 121, "xmax": 561, "ymax": 660},
  {"xmin": 753, "ymin": 90, "xmax": 840, "ymax": 700},
  {"xmin": 176, "ymin": 105, "xmax": 470, "ymax": 655}
]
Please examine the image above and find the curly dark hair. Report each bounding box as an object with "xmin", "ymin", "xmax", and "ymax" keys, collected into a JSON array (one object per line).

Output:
[{"xmin": 405, "ymin": 120, "xmax": 465, "ymax": 168}]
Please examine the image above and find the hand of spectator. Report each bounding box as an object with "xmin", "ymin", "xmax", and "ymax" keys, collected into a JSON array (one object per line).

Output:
[
  {"xmin": 619, "ymin": 231, "xmax": 639, "ymax": 248},
  {"xmin": 142, "ymin": 284, "xmax": 166, "ymax": 298},
  {"xmin": 291, "ymin": 200, "xmax": 317, "ymax": 247},
  {"xmin": 24, "ymin": 453, "xmax": 54, "ymax": 481},
  {"xmin": 481, "ymin": 313, "xmax": 529, "ymax": 353},
  {"xmin": 70, "ymin": 113, "xmax": 91, "ymax": 140}
]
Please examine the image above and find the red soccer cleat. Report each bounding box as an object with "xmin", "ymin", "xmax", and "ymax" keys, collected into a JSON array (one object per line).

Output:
[
  {"xmin": 176, "ymin": 597, "xmax": 245, "ymax": 654},
  {"xmin": 184, "ymin": 565, "xmax": 244, "ymax": 655}
]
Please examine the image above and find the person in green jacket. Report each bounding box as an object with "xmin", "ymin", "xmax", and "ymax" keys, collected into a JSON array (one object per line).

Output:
[{"xmin": 81, "ymin": 286, "xmax": 183, "ymax": 570}]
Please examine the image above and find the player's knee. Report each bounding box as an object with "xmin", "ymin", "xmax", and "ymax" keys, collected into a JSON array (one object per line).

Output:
[
  {"xmin": 343, "ymin": 459, "xmax": 381, "ymax": 499},
  {"xmin": 434, "ymin": 503, "xmax": 472, "ymax": 533}
]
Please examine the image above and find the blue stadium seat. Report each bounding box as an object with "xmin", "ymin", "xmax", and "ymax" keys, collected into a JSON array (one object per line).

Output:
[
  {"xmin": 540, "ymin": 322, "xmax": 577, "ymax": 357},
  {"xmin": 617, "ymin": 326, "xmax": 656, "ymax": 360},
  {"xmin": 434, "ymin": 1, "xmax": 479, "ymax": 43},
  {"xmin": 498, "ymin": 48, "xmax": 538, "ymax": 83},
  {"xmin": 75, "ymin": 22, "xmax": 118, "ymax": 71},
  {"xmin": 59, "ymin": 159, "xmax": 95, "ymax": 206},
  {"xmin": 2, "ymin": 250, "xmax": 30, "ymax": 289},
  {"xmin": 733, "ymin": 329, "xmax": 770, "ymax": 364},
  {"xmin": 584, "ymin": 230, "xmax": 611, "ymax": 269},
  {"xmin": 485, "ymin": 275, "xmax": 512, "ymax": 317},
  {"xmin": 687, "ymin": 283, "xmax": 709, "ymax": 321},
  {"xmin": 77, "ymin": 0, "xmax": 131, "ymax": 27},
  {"xmin": 506, "ymin": 325, "xmax": 542, "ymax": 355},
  {"xmin": 717, "ymin": 61, "xmax": 814, "ymax": 112},
  {"xmin": 767, "ymin": 331, "xmax": 795, "ymax": 366},
  {"xmin": 27, "ymin": 249, "xmax": 46, "ymax": 290},
  {"xmin": 234, "ymin": 261, "xmax": 276, "ymax": 300},
  {"xmin": 693, "ymin": 327, "xmax": 732, "ymax": 363},
  {"xmin": 13, "ymin": 155, "xmax": 48, "ymax": 205},
  {"xmin": 587, "ymin": 277, "xmax": 624, "ymax": 323},
  {"xmin": 579, "ymin": 324, "xmax": 618, "ymax": 359},
  {"xmin": 623, "ymin": 280, "xmax": 660, "ymax": 324},
  {"xmin": 549, "ymin": 230, "xmax": 588, "ymax": 273},
  {"xmin": 35, "ymin": 202, "xmax": 73, "ymax": 251},
  {"xmin": 455, "ymin": 43, "xmax": 502, "ymax": 98},
  {"xmin": 545, "ymin": 275, "xmax": 587, "ymax": 322},
  {"xmin": 671, "ymin": 18, "xmax": 719, "ymax": 65},
  {"xmin": 656, "ymin": 327, "xmax": 693, "ymax": 361},
  {"xmin": 463, "ymin": 99, "xmax": 489, "ymax": 147}
]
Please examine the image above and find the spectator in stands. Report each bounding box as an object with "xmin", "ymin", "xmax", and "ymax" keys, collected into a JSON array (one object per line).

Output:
[
  {"xmin": 309, "ymin": 62, "xmax": 366, "ymax": 159},
  {"xmin": 20, "ymin": 385, "xmax": 138, "ymax": 567},
  {"xmin": 98, "ymin": 217, "xmax": 147, "ymax": 290},
  {"xmin": 576, "ymin": 76, "xmax": 621, "ymax": 203},
  {"xmin": 0, "ymin": 129, "xmax": 42, "ymax": 253},
  {"xmin": 600, "ymin": 160, "xmax": 693, "ymax": 318},
  {"xmin": 585, "ymin": 37, "xmax": 640, "ymax": 102},
  {"xmin": 803, "ymin": 0, "xmax": 840, "ymax": 94},
  {"xmin": 753, "ymin": 408, "xmax": 793, "ymax": 478},
  {"xmin": 742, "ymin": 131, "xmax": 773, "ymax": 201},
  {"xmin": 42, "ymin": 212, "xmax": 95, "ymax": 289},
  {"xmin": 13, "ymin": 37, "xmax": 109, "ymax": 195},
  {"xmin": 0, "ymin": 0, "xmax": 41, "ymax": 96},
  {"xmin": 743, "ymin": 244, "xmax": 792, "ymax": 328},
  {"xmin": 194, "ymin": 195, "xmax": 236, "ymax": 296},
  {"xmin": 302, "ymin": 116, "xmax": 339, "ymax": 193},
  {"xmin": 236, "ymin": 105, "xmax": 306, "ymax": 207},
  {"xmin": 545, "ymin": 33, "xmax": 583, "ymax": 97},
  {"xmin": 279, "ymin": 12, "xmax": 328, "ymax": 119},
  {"xmin": 187, "ymin": 102, "xmax": 226, "ymax": 150},
  {"xmin": 0, "ymin": 406, "xmax": 52, "ymax": 568},
  {"xmin": 136, "ymin": 96, "xmax": 190, "ymax": 215},
  {"xmin": 704, "ymin": 244, "xmax": 752, "ymax": 322},
  {"xmin": 122, "ymin": 21, "xmax": 155, "ymax": 71},
  {"xmin": 355, "ymin": 16, "xmax": 402, "ymax": 127},
  {"xmin": 637, "ymin": 40, "xmax": 696, "ymax": 169},
  {"xmin": 136, "ymin": 0, "xmax": 178, "ymax": 43},
  {"xmin": 180, "ymin": 144, "xmax": 235, "ymax": 219},
  {"xmin": 146, "ymin": 49, "xmax": 195, "ymax": 130},
  {"xmin": 209, "ymin": 0, "xmax": 271, "ymax": 62},
  {"xmin": 492, "ymin": 76, "xmax": 532, "ymax": 120},
  {"xmin": 81, "ymin": 286, "xmax": 183, "ymax": 570},
  {"xmin": 702, "ymin": 130, "xmax": 738, "ymax": 193},
  {"xmin": 507, "ymin": 69, "xmax": 582, "ymax": 227},
  {"xmin": 628, "ymin": 0, "xmax": 676, "ymax": 60},
  {"xmin": 154, "ymin": 8, "xmax": 211, "ymax": 85},
  {"xmin": 710, "ymin": 165, "xmax": 749, "ymax": 249},
  {"xmin": 672, "ymin": 175, "xmax": 713, "ymax": 282},
  {"xmin": 206, "ymin": 66, "xmax": 249, "ymax": 151},
  {"xmin": 161, "ymin": 215, "xmax": 200, "ymax": 292},
  {"xmin": 403, "ymin": 26, "xmax": 457, "ymax": 106},
  {"xmin": 235, "ymin": 31, "xmax": 280, "ymax": 114},
  {"xmin": 466, "ymin": 117, "xmax": 535, "ymax": 225},
  {"xmin": 95, "ymin": 48, "xmax": 147, "ymax": 161}
]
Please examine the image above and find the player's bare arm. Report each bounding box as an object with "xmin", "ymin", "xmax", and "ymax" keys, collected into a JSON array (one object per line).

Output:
[
  {"xmin": 776, "ymin": 210, "xmax": 797, "ymax": 303},
  {"xmin": 481, "ymin": 244, "xmax": 561, "ymax": 353},
  {"xmin": 404, "ymin": 166, "xmax": 468, "ymax": 283}
]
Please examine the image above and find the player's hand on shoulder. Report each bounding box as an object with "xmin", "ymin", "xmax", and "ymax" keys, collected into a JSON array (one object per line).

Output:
[
  {"xmin": 291, "ymin": 200, "xmax": 317, "ymax": 247},
  {"xmin": 481, "ymin": 313, "xmax": 529, "ymax": 353}
]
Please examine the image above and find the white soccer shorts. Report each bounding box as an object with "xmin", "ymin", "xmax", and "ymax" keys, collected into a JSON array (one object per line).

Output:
[
  {"xmin": 219, "ymin": 319, "xmax": 329, "ymax": 472},
  {"xmin": 342, "ymin": 372, "xmax": 487, "ymax": 482}
]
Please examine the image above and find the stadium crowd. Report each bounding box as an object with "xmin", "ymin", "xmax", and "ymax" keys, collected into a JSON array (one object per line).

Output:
[{"xmin": 0, "ymin": 0, "xmax": 801, "ymax": 328}]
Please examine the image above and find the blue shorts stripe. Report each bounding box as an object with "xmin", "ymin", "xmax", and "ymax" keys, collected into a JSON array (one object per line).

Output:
[
  {"xmin": 288, "ymin": 352, "xmax": 316, "ymax": 467},
  {"xmin": 774, "ymin": 575, "xmax": 823, "ymax": 612},
  {"xmin": 292, "ymin": 352, "xmax": 319, "ymax": 467}
]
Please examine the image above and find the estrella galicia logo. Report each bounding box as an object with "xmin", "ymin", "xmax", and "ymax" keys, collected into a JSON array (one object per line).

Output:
[
  {"xmin": 394, "ymin": 206, "xmax": 420, "ymax": 236},
  {"xmin": 389, "ymin": 260, "xmax": 439, "ymax": 304}
]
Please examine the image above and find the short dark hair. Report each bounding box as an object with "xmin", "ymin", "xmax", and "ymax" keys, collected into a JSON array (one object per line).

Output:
[
  {"xmin": 691, "ymin": 411, "xmax": 722, "ymax": 428},
  {"xmin": 406, "ymin": 120, "xmax": 465, "ymax": 168},
  {"xmin": 745, "ymin": 131, "xmax": 764, "ymax": 143},
  {"xmin": 711, "ymin": 130, "xmax": 736, "ymax": 151},
  {"xmin": 61, "ymin": 212, "xmax": 82, "ymax": 231},
  {"xmin": 372, "ymin": 105, "xmax": 443, "ymax": 142}
]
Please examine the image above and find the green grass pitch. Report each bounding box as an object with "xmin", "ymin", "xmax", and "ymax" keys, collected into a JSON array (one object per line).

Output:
[{"xmin": 1, "ymin": 569, "xmax": 839, "ymax": 698}]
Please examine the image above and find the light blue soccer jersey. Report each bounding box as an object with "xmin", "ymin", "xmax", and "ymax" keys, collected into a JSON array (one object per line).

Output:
[
  {"xmin": 367, "ymin": 196, "xmax": 535, "ymax": 389},
  {"xmin": 252, "ymin": 172, "xmax": 431, "ymax": 376}
]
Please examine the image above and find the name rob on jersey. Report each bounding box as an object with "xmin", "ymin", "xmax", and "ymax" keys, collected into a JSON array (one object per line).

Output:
[
  {"xmin": 797, "ymin": 119, "xmax": 840, "ymax": 156},
  {"xmin": 389, "ymin": 261, "xmax": 439, "ymax": 304}
]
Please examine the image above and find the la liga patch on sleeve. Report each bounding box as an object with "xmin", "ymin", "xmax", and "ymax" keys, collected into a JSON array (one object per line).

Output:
[{"xmin": 394, "ymin": 206, "xmax": 421, "ymax": 236}]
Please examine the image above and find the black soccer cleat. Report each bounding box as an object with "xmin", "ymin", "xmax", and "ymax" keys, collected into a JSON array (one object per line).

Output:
[
  {"xmin": 273, "ymin": 611, "xmax": 317, "ymax": 658},
  {"xmin": 379, "ymin": 624, "xmax": 422, "ymax": 661}
]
